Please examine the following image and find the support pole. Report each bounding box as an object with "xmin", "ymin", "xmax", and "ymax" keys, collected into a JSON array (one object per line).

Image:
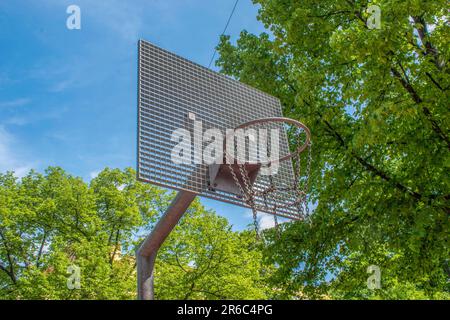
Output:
[{"xmin": 136, "ymin": 191, "xmax": 197, "ymax": 300}]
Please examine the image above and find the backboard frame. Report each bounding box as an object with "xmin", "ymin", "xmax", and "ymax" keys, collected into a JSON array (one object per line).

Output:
[{"xmin": 137, "ymin": 39, "xmax": 302, "ymax": 220}]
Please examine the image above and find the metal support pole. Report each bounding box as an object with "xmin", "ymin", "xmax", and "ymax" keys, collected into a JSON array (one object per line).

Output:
[{"xmin": 136, "ymin": 190, "xmax": 197, "ymax": 300}]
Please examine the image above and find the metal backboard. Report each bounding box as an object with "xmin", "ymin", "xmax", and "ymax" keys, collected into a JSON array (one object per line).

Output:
[{"xmin": 137, "ymin": 39, "xmax": 299, "ymax": 219}]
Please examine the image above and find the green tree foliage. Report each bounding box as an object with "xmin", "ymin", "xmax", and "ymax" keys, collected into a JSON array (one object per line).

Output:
[
  {"xmin": 156, "ymin": 203, "xmax": 267, "ymax": 299},
  {"xmin": 0, "ymin": 167, "xmax": 266, "ymax": 299},
  {"xmin": 216, "ymin": 0, "xmax": 449, "ymax": 299}
]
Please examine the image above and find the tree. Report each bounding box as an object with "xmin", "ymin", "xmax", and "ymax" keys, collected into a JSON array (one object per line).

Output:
[
  {"xmin": 216, "ymin": 0, "xmax": 449, "ymax": 298},
  {"xmin": 155, "ymin": 202, "xmax": 268, "ymax": 299},
  {"xmin": 0, "ymin": 167, "xmax": 160, "ymax": 299},
  {"xmin": 0, "ymin": 167, "xmax": 268, "ymax": 299}
]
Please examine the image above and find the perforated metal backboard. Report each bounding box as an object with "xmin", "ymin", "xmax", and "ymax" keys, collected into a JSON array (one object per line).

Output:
[{"xmin": 137, "ymin": 39, "xmax": 299, "ymax": 219}]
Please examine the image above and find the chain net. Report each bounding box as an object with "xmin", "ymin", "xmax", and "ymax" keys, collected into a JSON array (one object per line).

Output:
[{"xmin": 225, "ymin": 118, "xmax": 312, "ymax": 239}]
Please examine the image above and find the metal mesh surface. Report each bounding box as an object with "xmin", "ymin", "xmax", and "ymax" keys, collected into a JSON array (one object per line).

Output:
[{"xmin": 137, "ymin": 40, "xmax": 299, "ymax": 219}]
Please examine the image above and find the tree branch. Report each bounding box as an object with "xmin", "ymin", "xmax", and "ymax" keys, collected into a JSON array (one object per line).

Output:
[
  {"xmin": 390, "ymin": 67, "xmax": 450, "ymax": 149},
  {"xmin": 0, "ymin": 263, "xmax": 12, "ymax": 279},
  {"xmin": 109, "ymin": 229, "xmax": 121, "ymax": 265},
  {"xmin": 425, "ymin": 72, "xmax": 445, "ymax": 91},
  {"xmin": 316, "ymin": 109, "xmax": 423, "ymax": 201},
  {"xmin": 184, "ymin": 281, "xmax": 196, "ymax": 300},
  {"xmin": 412, "ymin": 15, "xmax": 445, "ymax": 70},
  {"xmin": 36, "ymin": 231, "xmax": 47, "ymax": 268},
  {"xmin": 0, "ymin": 229, "xmax": 16, "ymax": 284},
  {"xmin": 174, "ymin": 251, "xmax": 189, "ymax": 273},
  {"xmin": 190, "ymin": 288, "xmax": 226, "ymax": 299}
]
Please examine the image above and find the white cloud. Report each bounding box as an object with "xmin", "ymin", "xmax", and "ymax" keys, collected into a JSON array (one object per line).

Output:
[
  {"xmin": 0, "ymin": 73, "xmax": 14, "ymax": 87},
  {"xmin": 0, "ymin": 126, "xmax": 34, "ymax": 177},
  {"xmin": 3, "ymin": 117, "xmax": 29, "ymax": 126},
  {"xmin": 38, "ymin": 0, "xmax": 145, "ymax": 42},
  {"xmin": 79, "ymin": 0, "xmax": 144, "ymax": 42},
  {"xmin": 0, "ymin": 98, "xmax": 31, "ymax": 109},
  {"xmin": 244, "ymin": 209, "xmax": 286, "ymax": 231},
  {"xmin": 3, "ymin": 105, "xmax": 68, "ymax": 127},
  {"xmin": 27, "ymin": 0, "xmax": 190, "ymax": 94},
  {"xmin": 89, "ymin": 170, "xmax": 101, "ymax": 179},
  {"xmin": 28, "ymin": 58, "xmax": 91, "ymax": 93},
  {"xmin": 259, "ymin": 213, "xmax": 276, "ymax": 230},
  {"xmin": 49, "ymin": 79, "xmax": 74, "ymax": 93}
]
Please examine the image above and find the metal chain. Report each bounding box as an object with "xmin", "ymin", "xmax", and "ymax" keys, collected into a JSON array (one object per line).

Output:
[
  {"xmin": 241, "ymin": 164, "xmax": 260, "ymax": 239},
  {"xmin": 226, "ymin": 162, "xmax": 247, "ymax": 201},
  {"xmin": 273, "ymin": 213, "xmax": 280, "ymax": 239},
  {"xmin": 239, "ymin": 163, "xmax": 255, "ymax": 200},
  {"xmin": 303, "ymin": 142, "xmax": 312, "ymax": 216},
  {"xmin": 226, "ymin": 161, "xmax": 260, "ymax": 239},
  {"xmin": 225, "ymin": 128, "xmax": 313, "ymax": 235},
  {"xmin": 252, "ymin": 206, "xmax": 259, "ymax": 240},
  {"xmin": 292, "ymin": 153, "xmax": 304, "ymax": 219},
  {"xmin": 263, "ymin": 179, "xmax": 280, "ymax": 239}
]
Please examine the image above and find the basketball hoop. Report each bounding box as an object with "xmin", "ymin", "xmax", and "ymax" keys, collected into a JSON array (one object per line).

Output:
[
  {"xmin": 223, "ymin": 117, "xmax": 312, "ymax": 238},
  {"xmin": 137, "ymin": 40, "xmax": 313, "ymax": 299}
]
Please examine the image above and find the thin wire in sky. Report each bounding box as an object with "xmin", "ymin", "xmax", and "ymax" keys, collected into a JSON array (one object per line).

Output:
[{"xmin": 208, "ymin": 0, "xmax": 240, "ymax": 69}]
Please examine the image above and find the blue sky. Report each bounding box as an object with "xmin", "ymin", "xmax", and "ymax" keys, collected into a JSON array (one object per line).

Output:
[{"xmin": 0, "ymin": 0, "xmax": 282, "ymax": 231}]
